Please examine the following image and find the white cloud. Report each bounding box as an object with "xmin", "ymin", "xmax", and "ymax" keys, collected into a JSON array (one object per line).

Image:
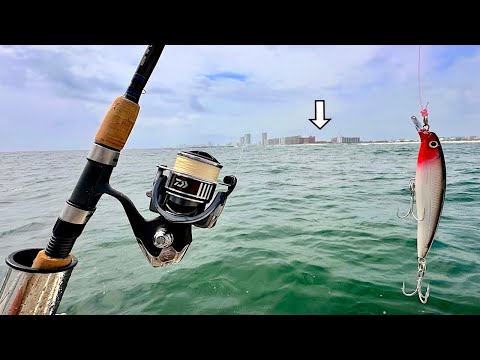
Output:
[
  {"xmin": 0, "ymin": 44, "xmax": 479, "ymax": 151},
  {"xmin": 137, "ymin": 114, "xmax": 196, "ymax": 128},
  {"xmin": 0, "ymin": 46, "xmax": 16, "ymax": 56}
]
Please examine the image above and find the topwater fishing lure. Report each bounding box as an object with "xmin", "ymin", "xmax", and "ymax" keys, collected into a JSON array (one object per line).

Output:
[{"xmin": 398, "ymin": 108, "xmax": 446, "ymax": 304}]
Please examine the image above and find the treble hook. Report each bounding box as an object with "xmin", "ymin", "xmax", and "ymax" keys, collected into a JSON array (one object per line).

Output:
[
  {"xmin": 397, "ymin": 178, "xmax": 425, "ymax": 221},
  {"xmin": 402, "ymin": 257, "xmax": 430, "ymax": 304}
]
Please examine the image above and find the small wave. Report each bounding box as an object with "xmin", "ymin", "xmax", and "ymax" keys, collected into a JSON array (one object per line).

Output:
[
  {"xmin": 0, "ymin": 222, "xmax": 47, "ymax": 238},
  {"xmin": 445, "ymin": 196, "xmax": 477, "ymax": 203},
  {"xmin": 6, "ymin": 187, "xmax": 24, "ymax": 193}
]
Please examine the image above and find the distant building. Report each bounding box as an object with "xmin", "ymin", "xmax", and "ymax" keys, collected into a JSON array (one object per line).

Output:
[
  {"xmin": 331, "ymin": 136, "xmax": 360, "ymax": 144},
  {"xmin": 299, "ymin": 136, "xmax": 315, "ymax": 144},
  {"xmin": 261, "ymin": 132, "xmax": 268, "ymax": 146},
  {"xmin": 284, "ymin": 136, "xmax": 299, "ymax": 145},
  {"xmin": 265, "ymin": 135, "xmax": 316, "ymax": 146},
  {"xmin": 244, "ymin": 133, "xmax": 251, "ymax": 145},
  {"xmin": 239, "ymin": 136, "xmax": 244, "ymax": 146},
  {"xmin": 344, "ymin": 137, "xmax": 360, "ymax": 143}
]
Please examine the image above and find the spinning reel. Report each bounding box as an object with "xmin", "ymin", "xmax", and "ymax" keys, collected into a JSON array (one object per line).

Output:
[{"xmin": 105, "ymin": 150, "xmax": 237, "ymax": 267}]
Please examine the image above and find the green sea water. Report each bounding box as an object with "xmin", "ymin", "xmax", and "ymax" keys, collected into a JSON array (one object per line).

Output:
[{"xmin": 0, "ymin": 142, "xmax": 479, "ymax": 315}]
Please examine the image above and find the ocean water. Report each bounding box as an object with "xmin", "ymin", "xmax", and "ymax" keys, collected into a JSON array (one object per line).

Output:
[{"xmin": 0, "ymin": 142, "xmax": 479, "ymax": 315}]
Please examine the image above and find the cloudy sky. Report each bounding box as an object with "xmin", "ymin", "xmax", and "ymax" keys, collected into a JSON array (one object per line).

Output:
[{"xmin": 0, "ymin": 45, "xmax": 478, "ymax": 151}]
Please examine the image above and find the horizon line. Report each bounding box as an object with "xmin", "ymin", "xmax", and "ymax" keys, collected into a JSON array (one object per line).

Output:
[{"xmin": 1, "ymin": 136, "xmax": 480, "ymax": 153}]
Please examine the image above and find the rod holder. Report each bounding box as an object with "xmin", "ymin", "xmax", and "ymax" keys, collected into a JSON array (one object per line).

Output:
[{"xmin": 0, "ymin": 248, "xmax": 78, "ymax": 315}]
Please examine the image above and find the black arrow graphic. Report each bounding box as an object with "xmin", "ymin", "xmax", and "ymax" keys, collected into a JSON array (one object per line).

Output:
[{"xmin": 309, "ymin": 100, "xmax": 332, "ymax": 131}]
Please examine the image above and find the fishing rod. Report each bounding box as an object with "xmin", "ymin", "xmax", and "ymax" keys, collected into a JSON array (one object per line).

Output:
[{"xmin": 0, "ymin": 45, "xmax": 237, "ymax": 315}]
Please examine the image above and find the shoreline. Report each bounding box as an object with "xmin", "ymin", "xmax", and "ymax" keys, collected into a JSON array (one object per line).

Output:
[
  {"xmin": 2, "ymin": 140, "xmax": 480, "ymax": 153},
  {"xmin": 295, "ymin": 140, "xmax": 480, "ymax": 146},
  {"xmin": 358, "ymin": 140, "xmax": 480, "ymax": 145}
]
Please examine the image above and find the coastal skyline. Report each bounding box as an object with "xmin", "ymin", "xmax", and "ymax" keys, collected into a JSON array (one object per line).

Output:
[
  {"xmin": 169, "ymin": 132, "xmax": 480, "ymax": 149},
  {"xmin": 233, "ymin": 131, "xmax": 479, "ymax": 147},
  {"xmin": 1, "ymin": 45, "xmax": 480, "ymax": 151}
]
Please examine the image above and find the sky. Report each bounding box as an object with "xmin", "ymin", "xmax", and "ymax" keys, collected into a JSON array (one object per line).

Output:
[{"xmin": 0, "ymin": 45, "xmax": 479, "ymax": 151}]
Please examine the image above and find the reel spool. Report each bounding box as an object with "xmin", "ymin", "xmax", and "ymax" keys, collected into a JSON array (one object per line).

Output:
[
  {"xmin": 148, "ymin": 150, "xmax": 237, "ymax": 228},
  {"xmin": 162, "ymin": 151, "xmax": 222, "ymax": 216}
]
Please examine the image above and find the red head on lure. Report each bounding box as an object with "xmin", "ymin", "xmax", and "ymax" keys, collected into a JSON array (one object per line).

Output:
[{"xmin": 417, "ymin": 129, "xmax": 444, "ymax": 165}]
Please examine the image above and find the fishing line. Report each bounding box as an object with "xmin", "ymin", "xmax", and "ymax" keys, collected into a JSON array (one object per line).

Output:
[
  {"xmin": 417, "ymin": 45, "xmax": 429, "ymax": 117},
  {"xmin": 234, "ymin": 143, "xmax": 245, "ymax": 177}
]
